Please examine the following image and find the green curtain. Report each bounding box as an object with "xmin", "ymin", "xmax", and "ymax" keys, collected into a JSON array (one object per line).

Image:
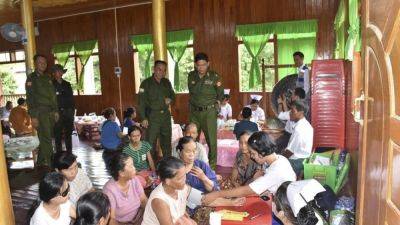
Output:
[
  {"xmin": 345, "ymin": 0, "xmax": 361, "ymax": 60},
  {"xmin": 277, "ymin": 34, "xmax": 316, "ymax": 80},
  {"xmin": 74, "ymin": 40, "xmax": 98, "ymax": 91},
  {"xmin": 242, "ymin": 34, "xmax": 270, "ymax": 88},
  {"xmin": 52, "ymin": 42, "xmax": 74, "ymax": 67},
  {"xmin": 334, "ymin": 0, "xmax": 346, "ymax": 59},
  {"xmin": 130, "ymin": 34, "xmax": 153, "ymax": 77},
  {"xmin": 236, "ymin": 19, "xmax": 318, "ymax": 37},
  {"xmin": 166, "ymin": 30, "xmax": 193, "ymax": 91},
  {"xmin": 236, "ymin": 19, "xmax": 318, "ymax": 88}
]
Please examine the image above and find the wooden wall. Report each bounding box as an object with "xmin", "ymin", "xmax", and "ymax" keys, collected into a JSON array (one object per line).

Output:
[{"xmin": 0, "ymin": 0, "xmax": 339, "ymax": 123}]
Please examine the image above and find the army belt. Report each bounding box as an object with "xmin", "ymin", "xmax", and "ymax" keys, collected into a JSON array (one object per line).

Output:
[{"xmin": 193, "ymin": 104, "xmax": 215, "ymax": 112}]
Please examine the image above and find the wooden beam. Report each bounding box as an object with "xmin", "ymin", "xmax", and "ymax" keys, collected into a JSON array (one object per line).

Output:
[
  {"xmin": 0, "ymin": 125, "xmax": 15, "ymax": 225},
  {"xmin": 20, "ymin": 0, "xmax": 36, "ymax": 74},
  {"xmin": 152, "ymin": 0, "xmax": 168, "ymax": 66}
]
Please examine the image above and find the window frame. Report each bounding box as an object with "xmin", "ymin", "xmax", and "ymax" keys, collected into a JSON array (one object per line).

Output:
[
  {"xmin": 238, "ymin": 34, "xmax": 295, "ymax": 93},
  {"xmin": 132, "ymin": 43, "xmax": 194, "ymax": 94},
  {"xmin": 0, "ymin": 50, "xmax": 27, "ymax": 96},
  {"xmin": 0, "ymin": 50, "xmax": 25, "ymax": 65},
  {"xmin": 55, "ymin": 50, "xmax": 100, "ymax": 96}
]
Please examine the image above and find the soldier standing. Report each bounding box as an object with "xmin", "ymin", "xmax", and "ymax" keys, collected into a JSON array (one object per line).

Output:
[
  {"xmin": 188, "ymin": 53, "xmax": 224, "ymax": 168},
  {"xmin": 26, "ymin": 54, "xmax": 58, "ymax": 168},
  {"xmin": 52, "ymin": 64, "xmax": 75, "ymax": 153},
  {"xmin": 138, "ymin": 60, "xmax": 175, "ymax": 158}
]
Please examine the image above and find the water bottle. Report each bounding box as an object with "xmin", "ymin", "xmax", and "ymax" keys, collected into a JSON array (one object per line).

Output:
[{"xmin": 337, "ymin": 149, "xmax": 347, "ymax": 173}]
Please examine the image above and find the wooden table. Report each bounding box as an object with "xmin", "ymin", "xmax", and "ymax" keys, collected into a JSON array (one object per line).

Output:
[{"xmin": 75, "ymin": 120, "xmax": 102, "ymax": 141}]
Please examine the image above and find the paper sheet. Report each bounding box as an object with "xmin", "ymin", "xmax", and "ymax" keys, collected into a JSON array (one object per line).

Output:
[
  {"xmin": 312, "ymin": 155, "xmax": 331, "ymax": 166},
  {"xmin": 187, "ymin": 187, "xmax": 203, "ymax": 209}
]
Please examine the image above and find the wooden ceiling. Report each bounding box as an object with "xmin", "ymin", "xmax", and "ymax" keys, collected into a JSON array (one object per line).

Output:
[{"xmin": 0, "ymin": 0, "xmax": 151, "ymax": 24}]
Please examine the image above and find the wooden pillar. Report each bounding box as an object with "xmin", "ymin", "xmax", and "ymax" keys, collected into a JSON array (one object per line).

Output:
[
  {"xmin": 152, "ymin": 0, "xmax": 168, "ymax": 64},
  {"xmin": 21, "ymin": 0, "xmax": 36, "ymax": 74},
  {"xmin": 152, "ymin": 0, "xmax": 168, "ymax": 155},
  {"xmin": 0, "ymin": 125, "xmax": 15, "ymax": 225}
]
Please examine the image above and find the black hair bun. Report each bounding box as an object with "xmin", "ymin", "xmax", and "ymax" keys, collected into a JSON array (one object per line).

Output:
[{"xmin": 297, "ymin": 206, "xmax": 318, "ymax": 225}]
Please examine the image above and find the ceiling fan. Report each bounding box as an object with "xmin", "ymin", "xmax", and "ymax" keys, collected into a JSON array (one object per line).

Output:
[{"xmin": 0, "ymin": 23, "xmax": 26, "ymax": 43}]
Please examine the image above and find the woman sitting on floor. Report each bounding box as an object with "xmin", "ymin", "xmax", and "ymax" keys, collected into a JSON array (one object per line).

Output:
[
  {"xmin": 122, "ymin": 107, "xmax": 138, "ymax": 128},
  {"xmin": 233, "ymin": 107, "xmax": 259, "ymax": 140},
  {"xmin": 28, "ymin": 172, "xmax": 76, "ymax": 225},
  {"xmin": 177, "ymin": 136, "xmax": 219, "ymax": 193},
  {"xmin": 172, "ymin": 123, "xmax": 209, "ymax": 164},
  {"xmin": 141, "ymin": 157, "xmax": 245, "ymax": 225},
  {"xmin": 122, "ymin": 126, "xmax": 156, "ymax": 188},
  {"xmin": 53, "ymin": 152, "xmax": 94, "ymax": 206},
  {"xmin": 74, "ymin": 191, "xmax": 111, "ymax": 225},
  {"xmin": 100, "ymin": 107, "xmax": 126, "ymax": 170},
  {"xmin": 222, "ymin": 131, "xmax": 265, "ymax": 189},
  {"xmin": 103, "ymin": 153, "xmax": 147, "ymax": 225}
]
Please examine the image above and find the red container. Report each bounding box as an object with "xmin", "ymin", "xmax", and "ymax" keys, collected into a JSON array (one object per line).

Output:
[{"xmin": 311, "ymin": 60, "xmax": 346, "ymax": 149}]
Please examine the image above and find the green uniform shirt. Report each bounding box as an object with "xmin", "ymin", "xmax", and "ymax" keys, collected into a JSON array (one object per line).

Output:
[
  {"xmin": 188, "ymin": 70, "xmax": 224, "ymax": 107},
  {"xmin": 25, "ymin": 71, "xmax": 58, "ymax": 118},
  {"xmin": 138, "ymin": 76, "xmax": 175, "ymax": 120}
]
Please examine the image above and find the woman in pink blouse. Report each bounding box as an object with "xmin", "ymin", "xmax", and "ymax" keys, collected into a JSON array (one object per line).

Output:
[{"xmin": 103, "ymin": 153, "xmax": 148, "ymax": 225}]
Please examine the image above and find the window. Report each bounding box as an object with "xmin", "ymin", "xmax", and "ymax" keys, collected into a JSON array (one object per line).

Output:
[
  {"xmin": 55, "ymin": 48, "xmax": 101, "ymax": 95},
  {"xmin": 238, "ymin": 35, "xmax": 298, "ymax": 93},
  {"xmin": 238, "ymin": 36, "xmax": 275, "ymax": 92},
  {"xmin": 132, "ymin": 40, "xmax": 194, "ymax": 93},
  {"xmin": 237, "ymin": 20, "xmax": 318, "ymax": 93},
  {"xmin": 0, "ymin": 50, "xmax": 26, "ymax": 95}
]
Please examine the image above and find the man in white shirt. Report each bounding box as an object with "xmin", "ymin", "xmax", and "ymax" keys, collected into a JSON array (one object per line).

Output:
[
  {"xmin": 0, "ymin": 101, "xmax": 13, "ymax": 119},
  {"xmin": 293, "ymin": 51, "xmax": 310, "ymax": 94},
  {"xmin": 201, "ymin": 132, "xmax": 296, "ymax": 204},
  {"xmin": 0, "ymin": 101, "xmax": 13, "ymax": 135},
  {"xmin": 217, "ymin": 90, "xmax": 233, "ymax": 128},
  {"xmin": 277, "ymin": 87, "xmax": 307, "ymax": 134},
  {"xmin": 282, "ymin": 100, "xmax": 313, "ymax": 176},
  {"xmin": 218, "ymin": 93, "xmax": 232, "ymax": 121}
]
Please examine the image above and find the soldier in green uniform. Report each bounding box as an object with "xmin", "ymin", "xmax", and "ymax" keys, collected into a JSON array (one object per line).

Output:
[
  {"xmin": 138, "ymin": 60, "xmax": 175, "ymax": 158},
  {"xmin": 188, "ymin": 53, "xmax": 224, "ymax": 168},
  {"xmin": 26, "ymin": 54, "xmax": 59, "ymax": 168}
]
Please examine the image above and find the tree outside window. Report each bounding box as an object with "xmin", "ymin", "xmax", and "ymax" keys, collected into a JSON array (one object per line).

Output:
[
  {"xmin": 55, "ymin": 48, "xmax": 101, "ymax": 95},
  {"xmin": 133, "ymin": 44, "xmax": 193, "ymax": 93},
  {"xmin": 0, "ymin": 50, "xmax": 26, "ymax": 95}
]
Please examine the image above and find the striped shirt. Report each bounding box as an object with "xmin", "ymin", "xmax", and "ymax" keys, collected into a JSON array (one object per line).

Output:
[{"xmin": 123, "ymin": 141, "xmax": 152, "ymax": 171}]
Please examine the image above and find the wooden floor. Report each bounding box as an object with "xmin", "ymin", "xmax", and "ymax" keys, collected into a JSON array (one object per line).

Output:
[{"xmin": 9, "ymin": 138, "xmax": 232, "ymax": 225}]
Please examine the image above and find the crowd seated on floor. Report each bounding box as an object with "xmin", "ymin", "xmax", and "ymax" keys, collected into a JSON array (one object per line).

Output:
[
  {"xmin": 0, "ymin": 48, "xmax": 355, "ymax": 225},
  {"xmin": 18, "ymin": 63, "xmax": 345, "ymax": 225},
  {"xmin": 24, "ymin": 85, "xmax": 333, "ymax": 225},
  {"xmin": 27, "ymin": 125, "xmax": 333, "ymax": 225}
]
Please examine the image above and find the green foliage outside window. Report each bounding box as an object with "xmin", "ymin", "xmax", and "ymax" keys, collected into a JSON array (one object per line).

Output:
[
  {"xmin": 137, "ymin": 48, "xmax": 193, "ymax": 93},
  {"xmin": 0, "ymin": 70, "xmax": 17, "ymax": 94},
  {"xmin": 92, "ymin": 56, "xmax": 101, "ymax": 94},
  {"xmin": 63, "ymin": 57, "xmax": 78, "ymax": 94},
  {"xmin": 59, "ymin": 55, "xmax": 101, "ymax": 95},
  {"xmin": 239, "ymin": 42, "xmax": 275, "ymax": 92}
]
